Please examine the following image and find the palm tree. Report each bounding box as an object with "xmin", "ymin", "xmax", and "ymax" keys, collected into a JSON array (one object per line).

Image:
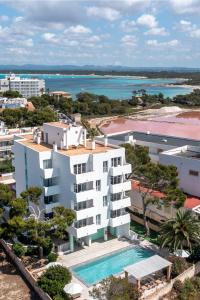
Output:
[{"xmin": 160, "ymin": 210, "xmax": 200, "ymax": 252}]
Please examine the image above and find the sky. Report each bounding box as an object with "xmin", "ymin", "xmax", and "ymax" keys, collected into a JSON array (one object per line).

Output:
[{"xmin": 0, "ymin": 0, "xmax": 200, "ymax": 67}]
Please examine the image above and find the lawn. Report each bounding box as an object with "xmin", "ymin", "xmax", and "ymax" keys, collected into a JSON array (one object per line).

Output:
[{"xmin": 130, "ymin": 220, "xmax": 160, "ymax": 245}]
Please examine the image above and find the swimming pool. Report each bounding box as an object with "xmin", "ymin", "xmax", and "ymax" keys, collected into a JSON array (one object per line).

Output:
[{"xmin": 72, "ymin": 246, "xmax": 153, "ymax": 286}]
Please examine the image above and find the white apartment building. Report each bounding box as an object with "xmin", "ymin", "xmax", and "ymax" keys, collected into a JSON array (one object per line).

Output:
[
  {"xmin": 0, "ymin": 74, "xmax": 45, "ymax": 98},
  {"xmin": 12, "ymin": 122, "xmax": 132, "ymax": 251}
]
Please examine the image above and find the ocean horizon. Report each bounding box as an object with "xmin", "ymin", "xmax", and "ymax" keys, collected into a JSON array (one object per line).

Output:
[{"xmin": 0, "ymin": 73, "xmax": 192, "ymax": 99}]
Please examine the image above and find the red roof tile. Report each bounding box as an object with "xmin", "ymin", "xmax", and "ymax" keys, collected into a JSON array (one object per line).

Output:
[{"xmin": 131, "ymin": 180, "xmax": 200, "ymax": 209}]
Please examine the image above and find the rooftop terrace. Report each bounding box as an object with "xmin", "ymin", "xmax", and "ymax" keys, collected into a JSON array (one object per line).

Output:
[{"xmin": 18, "ymin": 134, "xmax": 116, "ymax": 156}]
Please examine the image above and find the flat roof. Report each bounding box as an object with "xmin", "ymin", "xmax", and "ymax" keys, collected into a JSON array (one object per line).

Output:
[
  {"xmin": 44, "ymin": 122, "xmax": 70, "ymax": 129},
  {"xmin": 101, "ymin": 118, "xmax": 200, "ymax": 141},
  {"xmin": 175, "ymin": 150, "xmax": 200, "ymax": 160},
  {"xmin": 124, "ymin": 255, "xmax": 172, "ymax": 280},
  {"xmin": 18, "ymin": 135, "xmax": 116, "ymax": 156}
]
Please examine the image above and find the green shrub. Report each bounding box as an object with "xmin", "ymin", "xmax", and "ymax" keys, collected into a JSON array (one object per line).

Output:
[
  {"xmin": 12, "ymin": 242, "xmax": 26, "ymax": 257},
  {"xmin": 37, "ymin": 266, "xmax": 71, "ymax": 298},
  {"xmin": 173, "ymin": 280, "xmax": 183, "ymax": 293},
  {"xmin": 169, "ymin": 256, "xmax": 189, "ymax": 278},
  {"xmin": 26, "ymin": 246, "xmax": 38, "ymax": 256},
  {"xmin": 189, "ymin": 244, "xmax": 200, "ymax": 263},
  {"xmin": 48, "ymin": 252, "xmax": 58, "ymax": 262},
  {"xmin": 43, "ymin": 237, "xmax": 53, "ymax": 256},
  {"xmin": 177, "ymin": 277, "xmax": 200, "ymax": 300}
]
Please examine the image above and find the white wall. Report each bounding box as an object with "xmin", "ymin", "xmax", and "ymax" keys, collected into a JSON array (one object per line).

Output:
[{"xmin": 160, "ymin": 148, "xmax": 200, "ymax": 197}]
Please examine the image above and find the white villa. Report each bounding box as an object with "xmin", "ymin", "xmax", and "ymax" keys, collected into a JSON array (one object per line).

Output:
[{"xmin": 12, "ymin": 122, "xmax": 132, "ymax": 251}]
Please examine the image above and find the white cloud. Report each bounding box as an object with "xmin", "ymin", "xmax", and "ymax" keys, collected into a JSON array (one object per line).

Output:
[
  {"xmin": 170, "ymin": 0, "xmax": 200, "ymax": 14},
  {"xmin": 137, "ymin": 14, "xmax": 158, "ymax": 28},
  {"xmin": 121, "ymin": 35, "xmax": 137, "ymax": 46},
  {"xmin": 20, "ymin": 38, "xmax": 33, "ymax": 47},
  {"xmin": 43, "ymin": 33, "xmax": 57, "ymax": 43},
  {"xmin": 190, "ymin": 29, "xmax": 200, "ymax": 38},
  {"xmin": 120, "ymin": 20, "xmax": 137, "ymax": 32},
  {"xmin": 64, "ymin": 25, "xmax": 92, "ymax": 34},
  {"xmin": 179, "ymin": 19, "xmax": 196, "ymax": 31},
  {"xmin": 86, "ymin": 6, "xmax": 121, "ymax": 21},
  {"xmin": 146, "ymin": 39, "xmax": 179, "ymax": 48},
  {"xmin": 144, "ymin": 27, "xmax": 168, "ymax": 36},
  {"xmin": 0, "ymin": 15, "xmax": 9, "ymax": 22}
]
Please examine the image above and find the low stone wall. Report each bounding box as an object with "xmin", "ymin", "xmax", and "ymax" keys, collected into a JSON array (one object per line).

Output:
[
  {"xmin": 131, "ymin": 214, "xmax": 160, "ymax": 232},
  {"xmin": 0, "ymin": 239, "xmax": 51, "ymax": 300},
  {"xmin": 142, "ymin": 262, "xmax": 200, "ymax": 300}
]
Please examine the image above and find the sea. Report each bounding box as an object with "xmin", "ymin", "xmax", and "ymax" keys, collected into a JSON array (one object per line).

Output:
[{"xmin": 0, "ymin": 74, "xmax": 192, "ymax": 99}]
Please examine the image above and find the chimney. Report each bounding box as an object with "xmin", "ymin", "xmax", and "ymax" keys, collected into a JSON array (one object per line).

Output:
[
  {"xmin": 91, "ymin": 140, "xmax": 96, "ymax": 150},
  {"xmin": 104, "ymin": 135, "xmax": 108, "ymax": 147},
  {"xmin": 36, "ymin": 135, "xmax": 41, "ymax": 144},
  {"xmin": 84, "ymin": 129, "xmax": 87, "ymax": 147},
  {"xmin": 53, "ymin": 142, "xmax": 57, "ymax": 152}
]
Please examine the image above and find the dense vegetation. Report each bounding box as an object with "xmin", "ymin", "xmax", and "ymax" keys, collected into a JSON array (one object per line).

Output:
[
  {"xmin": 37, "ymin": 265, "xmax": 71, "ymax": 300},
  {"xmin": 0, "ymin": 107, "xmax": 57, "ymax": 127},
  {"xmin": 0, "ymin": 184, "xmax": 75, "ymax": 257},
  {"xmin": 173, "ymin": 89, "xmax": 200, "ymax": 106},
  {"xmin": 172, "ymin": 277, "xmax": 200, "ymax": 300},
  {"xmin": 0, "ymin": 159, "xmax": 14, "ymax": 174},
  {"xmin": 90, "ymin": 276, "xmax": 140, "ymax": 300}
]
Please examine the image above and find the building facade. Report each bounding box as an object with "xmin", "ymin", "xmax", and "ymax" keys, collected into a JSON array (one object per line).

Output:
[
  {"xmin": 0, "ymin": 74, "xmax": 45, "ymax": 98},
  {"xmin": 13, "ymin": 122, "xmax": 132, "ymax": 251}
]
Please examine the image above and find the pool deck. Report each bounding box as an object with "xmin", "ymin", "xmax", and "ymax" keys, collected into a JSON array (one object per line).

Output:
[{"xmin": 58, "ymin": 238, "xmax": 155, "ymax": 299}]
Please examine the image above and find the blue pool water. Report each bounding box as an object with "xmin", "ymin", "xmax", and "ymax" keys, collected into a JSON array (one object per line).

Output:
[
  {"xmin": 72, "ymin": 246, "xmax": 153, "ymax": 286},
  {"xmin": 0, "ymin": 74, "xmax": 192, "ymax": 99}
]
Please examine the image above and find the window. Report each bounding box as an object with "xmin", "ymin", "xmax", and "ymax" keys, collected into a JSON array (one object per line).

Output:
[
  {"xmin": 96, "ymin": 214, "xmax": 101, "ymax": 225},
  {"xmin": 44, "ymin": 212, "xmax": 53, "ymax": 219},
  {"xmin": 44, "ymin": 195, "xmax": 59, "ymax": 205},
  {"xmin": 96, "ymin": 180, "xmax": 101, "ymax": 191},
  {"xmin": 110, "ymin": 175, "xmax": 122, "ymax": 185},
  {"xmin": 110, "ymin": 192, "xmax": 122, "ymax": 201},
  {"xmin": 103, "ymin": 195, "xmax": 108, "ymax": 206},
  {"xmin": 103, "ymin": 161, "xmax": 108, "ymax": 172},
  {"xmin": 111, "ymin": 157, "xmax": 122, "ymax": 167},
  {"xmin": 43, "ymin": 177, "xmax": 58, "ymax": 187},
  {"xmin": 74, "ymin": 181, "xmax": 93, "ymax": 193},
  {"xmin": 189, "ymin": 170, "xmax": 199, "ymax": 176},
  {"xmin": 74, "ymin": 199, "xmax": 93, "ymax": 211},
  {"xmin": 43, "ymin": 159, "xmax": 52, "ymax": 169},
  {"xmin": 74, "ymin": 163, "xmax": 86, "ymax": 174},
  {"xmin": 111, "ymin": 208, "xmax": 126, "ymax": 218},
  {"xmin": 75, "ymin": 217, "xmax": 93, "ymax": 228}
]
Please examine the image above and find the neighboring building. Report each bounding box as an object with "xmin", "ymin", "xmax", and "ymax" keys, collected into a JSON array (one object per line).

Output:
[
  {"xmin": 130, "ymin": 179, "xmax": 200, "ymax": 231},
  {"xmin": 0, "ymin": 74, "xmax": 45, "ymax": 98},
  {"xmin": 0, "ymin": 97, "xmax": 27, "ymax": 109},
  {"xmin": 50, "ymin": 91, "xmax": 72, "ymax": 101},
  {"xmin": 160, "ymin": 145, "xmax": 200, "ymax": 197},
  {"xmin": 12, "ymin": 122, "xmax": 132, "ymax": 251},
  {"xmin": 0, "ymin": 122, "xmax": 34, "ymax": 161}
]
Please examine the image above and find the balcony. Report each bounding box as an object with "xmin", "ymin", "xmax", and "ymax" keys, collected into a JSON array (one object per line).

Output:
[
  {"xmin": 72, "ymin": 170, "xmax": 95, "ymax": 184},
  {"xmin": 73, "ymin": 189, "xmax": 96, "ymax": 202},
  {"xmin": 45, "ymin": 201, "xmax": 60, "ymax": 213},
  {"xmin": 109, "ymin": 213, "xmax": 130, "ymax": 227},
  {"xmin": 110, "ymin": 197, "xmax": 131, "ymax": 211},
  {"xmin": 110, "ymin": 180, "xmax": 131, "ymax": 194},
  {"xmin": 43, "ymin": 185, "xmax": 60, "ymax": 196},
  {"xmin": 68, "ymin": 223, "xmax": 97, "ymax": 238},
  {"xmin": 75, "ymin": 206, "xmax": 95, "ymax": 220},
  {"xmin": 110, "ymin": 164, "xmax": 132, "ymax": 177},
  {"xmin": 40, "ymin": 168, "xmax": 59, "ymax": 179}
]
